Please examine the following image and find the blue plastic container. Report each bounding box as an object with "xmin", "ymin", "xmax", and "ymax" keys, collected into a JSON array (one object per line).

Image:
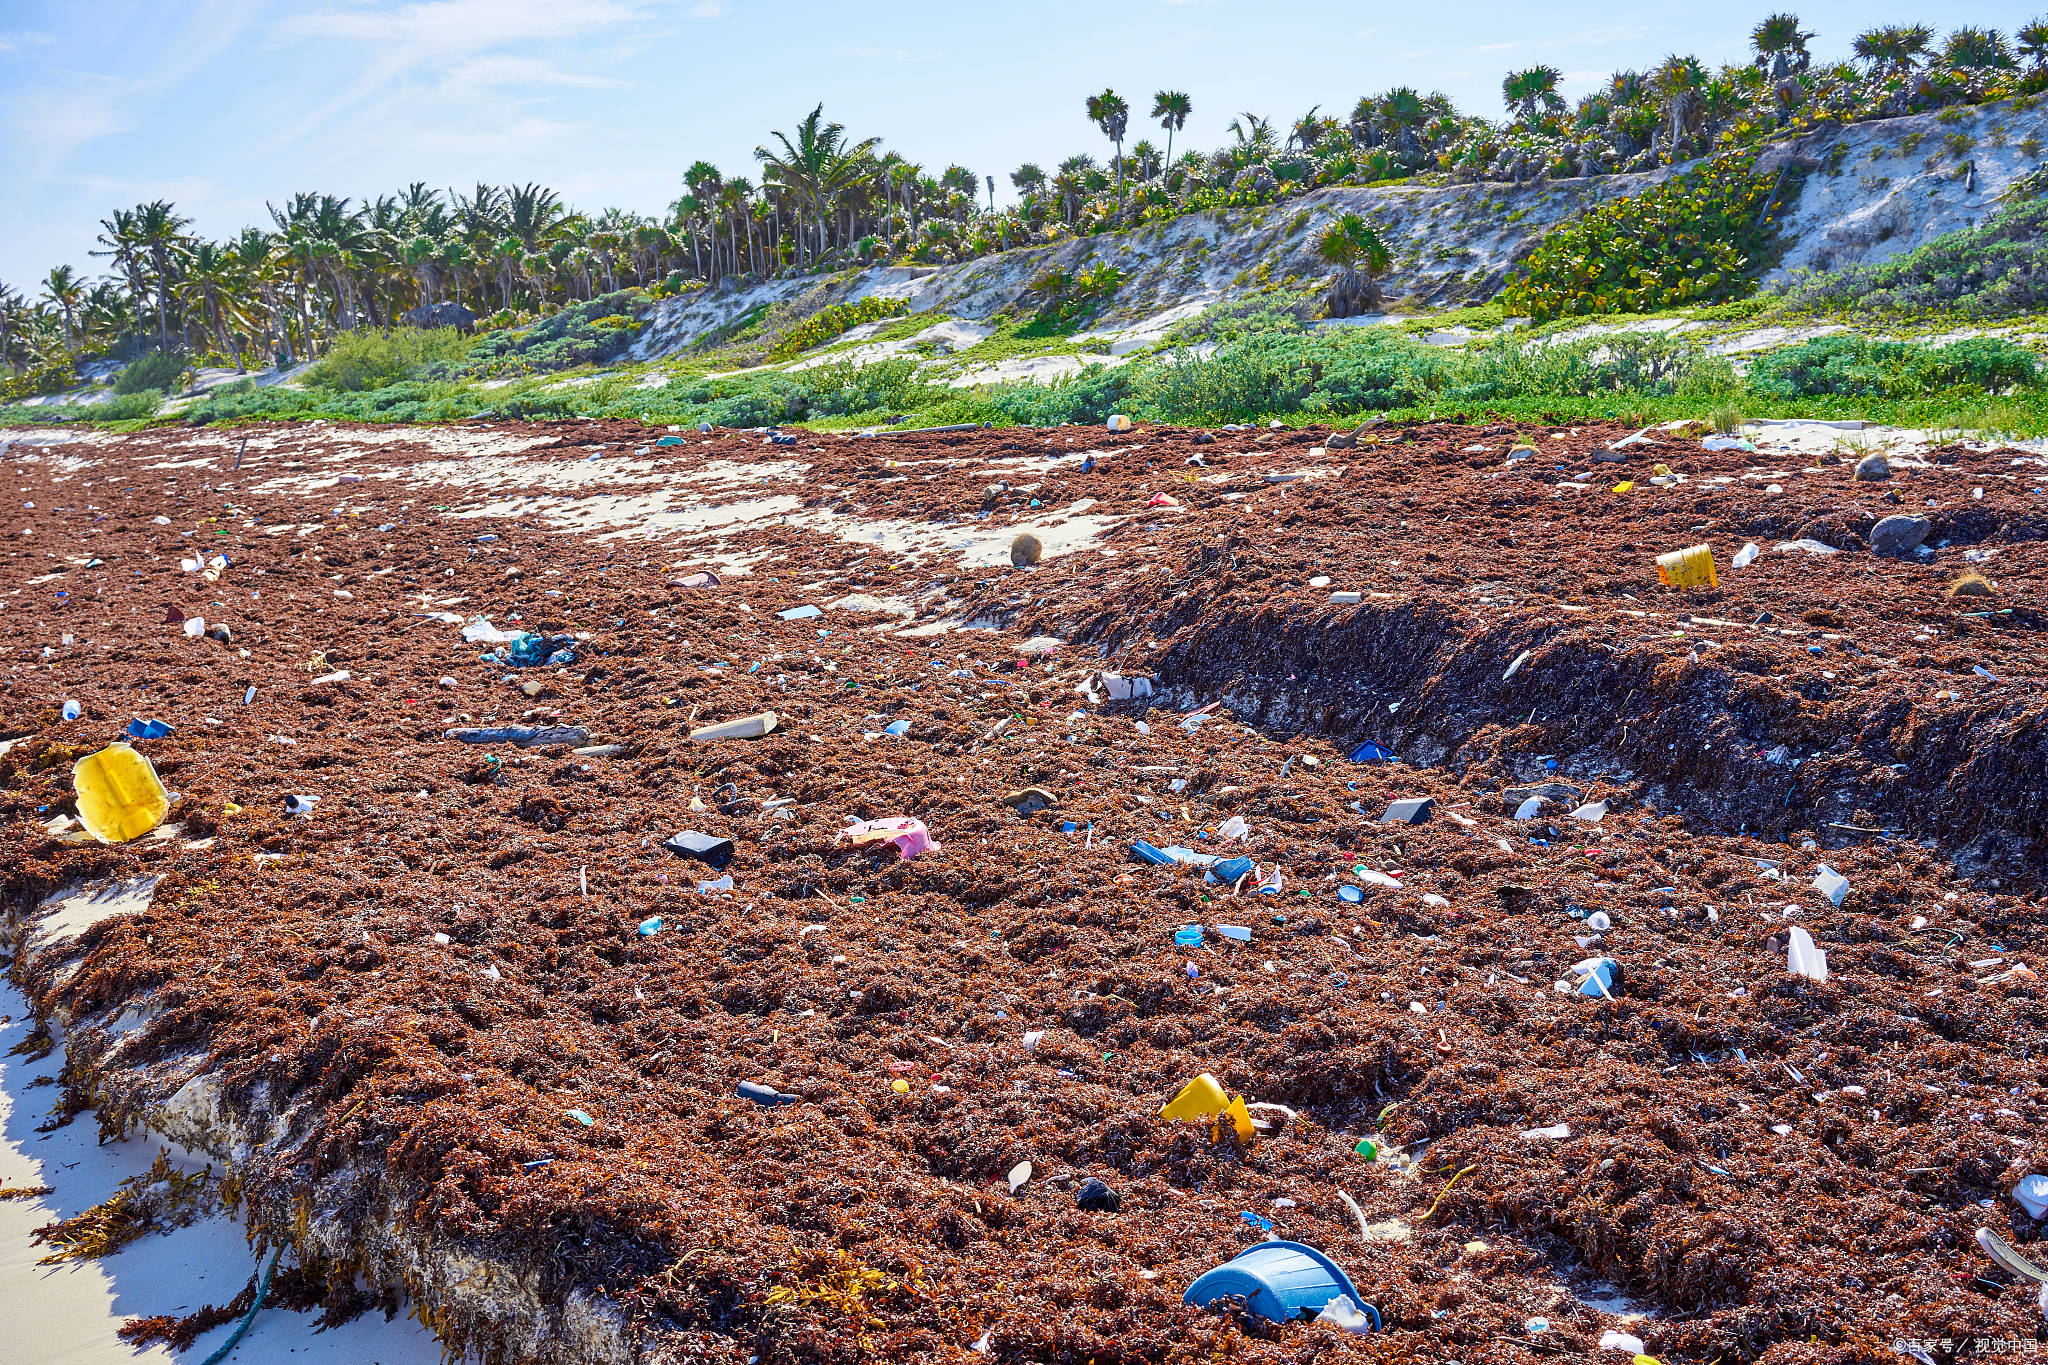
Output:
[
  {"xmin": 1184, "ymin": 1241, "xmax": 1378, "ymax": 1327},
  {"xmin": 1348, "ymin": 740, "xmax": 1395, "ymax": 763}
]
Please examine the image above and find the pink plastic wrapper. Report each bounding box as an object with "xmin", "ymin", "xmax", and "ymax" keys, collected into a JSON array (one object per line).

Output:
[{"xmin": 837, "ymin": 817, "xmax": 940, "ymax": 860}]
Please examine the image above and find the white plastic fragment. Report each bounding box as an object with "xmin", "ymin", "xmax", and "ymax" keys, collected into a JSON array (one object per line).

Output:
[
  {"xmin": 2014, "ymin": 1174, "xmax": 2048, "ymax": 1220},
  {"xmin": 1316, "ymin": 1295, "xmax": 1376, "ymax": 1335},
  {"xmin": 1504, "ymin": 649, "xmax": 1532, "ymax": 680},
  {"xmin": 1571, "ymin": 800, "xmax": 1608, "ymax": 823},
  {"xmin": 1523, "ymin": 1123, "xmax": 1571, "ymax": 1140},
  {"xmin": 1732, "ymin": 542, "xmax": 1760, "ymax": 569},
  {"xmin": 1811, "ymin": 864, "xmax": 1849, "ymax": 905},
  {"xmin": 1788, "ymin": 925, "xmax": 1830, "ymax": 983},
  {"xmin": 1007, "ymin": 1160, "xmax": 1033, "ymax": 1193},
  {"xmin": 1600, "ymin": 1331, "xmax": 1647, "ymax": 1355},
  {"xmin": 1515, "ymin": 797, "xmax": 1545, "ymax": 820}
]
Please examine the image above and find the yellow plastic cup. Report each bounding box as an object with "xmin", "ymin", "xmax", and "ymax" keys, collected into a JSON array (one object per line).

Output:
[
  {"xmin": 1655, "ymin": 544, "xmax": 1718, "ymax": 590},
  {"xmin": 72, "ymin": 743, "xmax": 170, "ymax": 843}
]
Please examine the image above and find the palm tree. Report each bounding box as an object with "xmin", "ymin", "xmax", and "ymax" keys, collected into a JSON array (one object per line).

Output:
[
  {"xmin": 1946, "ymin": 26, "xmax": 2017, "ymax": 72},
  {"xmin": 1087, "ymin": 88, "xmax": 1131, "ymax": 201},
  {"xmin": 756, "ymin": 104, "xmax": 880, "ymax": 267},
  {"xmin": 1317, "ymin": 212, "xmax": 1391, "ymax": 316},
  {"xmin": 1648, "ymin": 55, "xmax": 1709, "ymax": 156},
  {"xmin": 1151, "ymin": 90, "xmax": 1192, "ymax": 172},
  {"xmin": 2020, "ymin": 18, "xmax": 2048, "ymax": 67},
  {"xmin": 1501, "ymin": 65, "xmax": 1565, "ymax": 124},
  {"xmin": 89, "ymin": 208, "xmax": 148, "ymax": 321},
  {"xmin": 179, "ymin": 241, "xmax": 238, "ymax": 361},
  {"xmin": 39, "ymin": 265, "xmax": 84, "ymax": 350},
  {"xmin": 134, "ymin": 200, "xmax": 190, "ymax": 346},
  {"xmin": 1852, "ymin": 24, "xmax": 1934, "ymax": 78},
  {"xmin": 1751, "ymin": 13, "xmax": 1814, "ymax": 80}
]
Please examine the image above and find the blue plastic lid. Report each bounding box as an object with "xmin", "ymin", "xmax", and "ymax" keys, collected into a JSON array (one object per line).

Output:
[{"xmin": 1184, "ymin": 1240, "xmax": 1377, "ymax": 1327}]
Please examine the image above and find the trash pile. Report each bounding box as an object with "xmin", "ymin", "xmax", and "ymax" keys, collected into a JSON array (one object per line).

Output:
[{"xmin": 1, "ymin": 413, "xmax": 2044, "ymax": 1365}]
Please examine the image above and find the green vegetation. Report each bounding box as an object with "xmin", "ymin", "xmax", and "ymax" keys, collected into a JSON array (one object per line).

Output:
[
  {"xmin": 1745, "ymin": 333, "xmax": 2041, "ymax": 396},
  {"xmin": 1503, "ymin": 153, "xmax": 1793, "ymax": 319},
  {"xmin": 14, "ymin": 323, "xmax": 2043, "ymax": 438},
  {"xmin": 112, "ymin": 350, "xmax": 184, "ymax": 394},
  {"xmin": 769, "ymin": 295, "xmax": 908, "ymax": 360},
  {"xmin": 304, "ymin": 326, "xmax": 474, "ymax": 392},
  {"xmin": 1772, "ymin": 180, "xmax": 2048, "ymax": 317},
  {"xmin": 13, "ymin": 10, "xmax": 2043, "ymax": 401},
  {"xmin": 452, "ymin": 290, "xmax": 645, "ymax": 377}
]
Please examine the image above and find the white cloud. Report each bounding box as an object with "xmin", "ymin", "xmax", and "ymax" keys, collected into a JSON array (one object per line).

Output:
[{"xmin": 690, "ymin": 1, "xmax": 726, "ymax": 15}]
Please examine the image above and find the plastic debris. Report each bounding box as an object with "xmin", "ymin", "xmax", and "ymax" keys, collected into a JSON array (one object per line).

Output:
[
  {"xmin": 838, "ymin": 816, "xmax": 939, "ymax": 860},
  {"xmin": 1106, "ymin": 414, "xmax": 1132, "ymax": 432},
  {"xmin": 697, "ymin": 874, "xmax": 735, "ymax": 894},
  {"xmin": 1213, "ymin": 856, "xmax": 1256, "ymax": 885},
  {"xmin": 664, "ymin": 830, "xmax": 736, "ymax": 868},
  {"xmin": 125, "ymin": 717, "xmax": 175, "ymax": 740},
  {"xmin": 1217, "ymin": 814, "xmax": 1248, "ymax": 842},
  {"xmin": 1569, "ymin": 957, "xmax": 1621, "ymax": 998},
  {"xmin": 776, "ymin": 604, "xmax": 823, "ymax": 621},
  {"xmin": 62, "ymin": 699, "xmax": 80, "ymax": 721},
  {"xmin": 1812, "ymin": 864, "xmax": 1850, "ymax": 905},
  {"xmin": 1007, "ymin": 1161, "xmax": 1032, "ymax": 1193},
  {"xmin": 1075, "ymin": 1178, "xmax": 1120, "ymax": 1212},
  {"xmin": 1504, "ymin": 650, "xmax": 1532, "ymax": 680},
  {"xmin": 1349, "ymin": 740, "xmax": 1395, "ymax": 763},
  {"xmin": 1160, "ymin": 1073, "xmax": 1255, "ymax": 1140},
  {"xmin": 1214, "ymin": 923, "xmax": 1252, "ymax": 942},
  {"xmin": 1571, "ymin": 799, "xmax": 1609, "ymax": 823},
  {"xmin": 285, "ymin": 794, "xmax": 319, "ymax": 817},
  {"xmin": 1523, "ymin": 1123, "xmax": 1571, "ymax": 1140},
  {"xmin": 1655, "ymin": 544, "xmax": 1717, "ymax": 589},
  {"xmin": 737, "ymin": 1081, "xmax": 799, "ymax": 1107},
  {"xmin": 71, "ymin": 743, "xmax": 170, "ymax": 843},
  {"xmin": 1174, "ymin": 924, "xmax": 1205, "ymax": 947},
  {"xmin": 1600, "ymin": 1330, "xmax": 1647, "ymax": 1355},
  {"xmin": 1787, "ymin": 925, "xmax": 1830, "ymax": 983},
  {"xmin": 689, "ymin": 711, "xmax": 778, "ymax": 741},
  {"xmin": 1515, "ymin": 797, "xmax": 1545, "ymax": 820},
  {"xmin": 461, "ymin": 617, "xmax": 522, "ymax": 645},
  {"xmin": 1731, "ymin": 542, "xmax": 1761, "ymax": 569},
  {"xmin": 1382, "ymin": 797, "xmax": 1434, "ymax": 825},
  {"xmin": 1185, "ymin": 1241, "xmax": 1378, "ymax": 1327},
  {"xmin": 638, "ymin": 916, "xmax": 664, "ymax": 936},
  {"xmin": 2014, "ymin": 1174, "xmax": 2048, "ymax": 1220},
  {"xmin": 565, "ymin": 1109, "xmax": 595, "ymax": 1128},
  {"xmin": 446, "ymin": 725, "xmax": 590, "ymax": 748}
]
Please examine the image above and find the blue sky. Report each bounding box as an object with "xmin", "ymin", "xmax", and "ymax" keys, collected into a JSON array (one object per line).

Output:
[{"xmin": 1, "ymin": 0, "xmax": 2038, "ymax": 288}]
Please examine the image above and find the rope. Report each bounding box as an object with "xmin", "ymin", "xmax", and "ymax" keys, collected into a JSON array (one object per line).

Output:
[{"xmin": 199, "ymin": 1247, "xmax": 283, "ymax": 1365}]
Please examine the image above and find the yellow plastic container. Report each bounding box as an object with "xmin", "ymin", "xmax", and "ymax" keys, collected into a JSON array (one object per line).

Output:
[
  {"xmin": 1655, "ymin": 544, "xmax": 1718, "ymax": 590},
  {"xmin": 72, "ymin": 743, "xmax": 170, "ymax": 843},
  {"xmin": 1160, "ymin": 1073, "xmax": 1257, "ymax": 1140}
]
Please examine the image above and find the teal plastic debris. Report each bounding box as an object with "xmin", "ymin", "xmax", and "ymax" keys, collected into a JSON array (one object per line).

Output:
[
  {"xmin": 1174, "ymin": 924, "xmax": 1205, "ymax": 947},
  {"xmin": 1184, "ymin": 1241, "xmax": 1378, "ymax": 1328},
  {"xmin": 565, "ymin": 1109, "xmax": 595, "ymax": 1127},
  {"xmin": 656, "ymin": 435, "xmax": 685, "ymax": 446},
  {"xmin": 638, "ymin": 916, "xmax": 663, "ymax": 936}
]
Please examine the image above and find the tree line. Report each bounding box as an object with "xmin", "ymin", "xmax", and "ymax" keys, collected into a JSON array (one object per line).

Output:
[{"xmin": 4, "ymin": 12, "xmax": 2044, "ymax": 396}]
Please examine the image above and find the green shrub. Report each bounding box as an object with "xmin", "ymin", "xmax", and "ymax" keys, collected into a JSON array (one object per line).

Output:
[
  {"xmin": 113, "ymin": 351, "xmax": 183, "ymax": 395},
  {"xmin": 456, "ymin": 291, "xmax": 646, "ymax": 377},
  {"xmin": 1747, "ymin": 334, "xmax": 2042, "ymax": 398},
  {"xmin": 306, "ymin": 327, "xmax": 473, "ymax": 392},
  {"xmin": 1503, "ymin": 153, "xmax": 1794, "ymax": 320},
  {"xmin": 770, "ymin": 295, "xmax": 909, "ymax": 360}
]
